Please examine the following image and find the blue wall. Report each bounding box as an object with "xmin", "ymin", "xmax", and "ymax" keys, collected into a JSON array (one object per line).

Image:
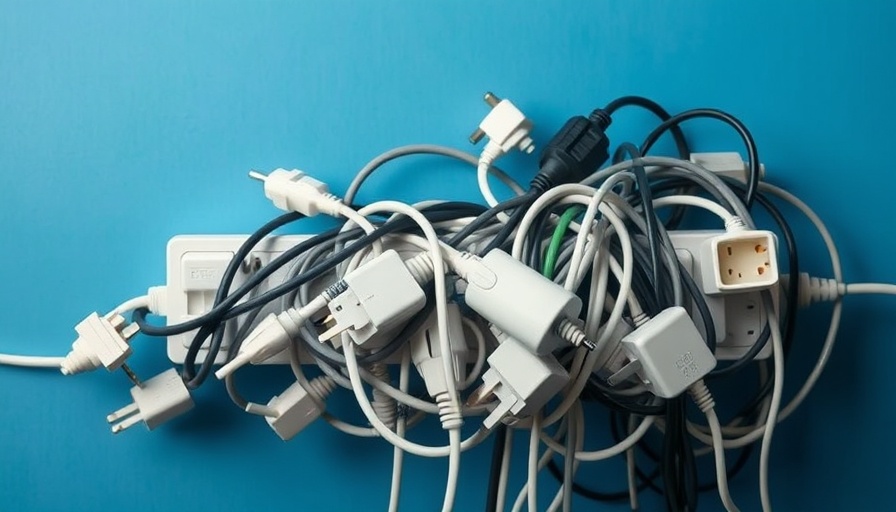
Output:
[{"xmin": 1, "ymin": 1, "xmax": 894, "ymax": 511}]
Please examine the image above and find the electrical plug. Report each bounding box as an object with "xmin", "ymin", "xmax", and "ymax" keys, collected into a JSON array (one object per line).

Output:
[
  {"xmin": 531, "ymin": 107, "xmax": 611, "ymax": 192},
  {"xmin": 411, "ymin": 303, "xmax": 469, "ymax": 398},
  {"xmin": 60, "ymin": 312, "xmax": 139, "ymax": 375},
  {"xmin": 106, "ymin": 369, "xmax": 194, "ymax": 433},
  {"xmin": 248, "ymin": 168, "xmax": 343, "ymax": 217},
  {"xmin": 245, "ymin": 376, "xmax": 336, "ymax": 441},
  {"xmin": 469, "ymin": 91, "xmax": 535, "ymax": 155},
  {"xmin": 318, "ymin": 250, "xmax": 426, "ymax": 350},
  {"xmin": 611, "ymin": 307, "xmax": 717, "ymax": 399},
  {"xmin": 469, "ymin": 336, "xmax": 569, "ymax": 430}
]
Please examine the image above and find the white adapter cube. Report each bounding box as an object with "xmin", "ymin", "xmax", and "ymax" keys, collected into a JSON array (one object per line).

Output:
[
  {"xmin": 325, "ymin": 250, "xmax": 426, "ymax": 350},
  {"xmin": 263, "ymin": 381, "xmax": 324, "ymax": 441},
  {"xmin": 479, "ymin": 338, "xmax": 569, "ymax": 429},
  {"xmin": 690, "ymin": 152, "xmax": 766, "ymax": 184},
  {"xmin": 620, "ymin": 307, "xmax": 717, "ymax": 399},
  {"xmin": 701, "ymin": 230, "xmax": 779, "ymax": 294},
  {"xmin": 478, "ymin": 98, "xmax": 535, "ymax": 154}
]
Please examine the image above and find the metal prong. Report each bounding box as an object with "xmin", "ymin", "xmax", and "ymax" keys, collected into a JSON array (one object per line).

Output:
[
  {"xmin": 106, "ymin": 402, "xmax": 139, "ymax": 423},
  {"xmin": 469, "ymin": 127, "xmax": 485, "ymax": 145},
  {"xmin": 466, "ymin": 379, "xmax": 499, "ymax": 407},
  {"xmin": 248, "ymin": 170, "xmax": 267, "ymax": 182},
  {"xmin": 110, "ymin": 413, "xmax": 143, "ymax": 434},
  {"xmin": 607, "ymin": 359, "xmax": 642, "ymax": 387},
  {"xmin": 121, "ymin": 363, "xmax": 141, "ymax": 386},
  {"xmin": 483, "ymin": 92, "xmax": 500, "ymax": 107},
  {"xmin": 245, "ymin": 403, "xmax": 278, "ymax": 418},
  {"xmin": 317, "ymin": 322, "xmax": 350, "ymax": 343}
]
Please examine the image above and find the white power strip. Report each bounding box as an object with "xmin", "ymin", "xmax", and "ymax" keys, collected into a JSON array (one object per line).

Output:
[{"xmin": 165, "ymin": 232, "xmax": 774, "ymax": 367}]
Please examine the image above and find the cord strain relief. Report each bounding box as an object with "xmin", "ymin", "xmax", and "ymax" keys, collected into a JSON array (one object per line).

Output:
[
  {"xmin": 147, "ymin": 286, "xmax": 167, "ymax": 316},
  {"xmin": 529, "ymin": 174, "xmax": 553, "ymax": 194},
  {"xmin": 688, "ymin": 380, "xmax": 715, "ymax": 413},
  {"xmin": 405, "ymin": 252, "xmax": 436, "ymax": 286},
  {"xmin": 724, "ymin": 216, "xmax": 746, "ymax": 232},
  {"xmin": 556, "ymin": 318, "xmax": 595, "ymax": 350},
  {"xmin": 435, "ymin": 392, "xmax": 464, "ymax": 430},
  {"xmin": 480, "ymin": 140, "xmax": 503, "ymax": 165},
  {"xmin": 630, "ymin": 311, "xmax": 649, "ymax": 328},
  {"xmin": 588, "ymin": 108, "xmax": 612, "ymax": 130},
  {"xmin": 369, "ymin": 363, "xmax": 397, "ymax": 431},
  {"xmin": 306, "ymin": 375, "xmax": 336, "ymax": 404},
  {"xmin": 799, "ymin": 272, "xmax": 843, "ymax": 307}
]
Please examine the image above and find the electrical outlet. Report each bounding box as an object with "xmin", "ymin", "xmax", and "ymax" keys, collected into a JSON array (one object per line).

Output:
[
  {"xmin": 701, "ymin": 230, "xmax": 779, "ymax": 294},
  {"xmin": 669, "ymin": 230, "xmax": 775, "ymax": 361},
  {"xmin": 165, "ymin": 235, "xmax": 312, "ymax": 365}
]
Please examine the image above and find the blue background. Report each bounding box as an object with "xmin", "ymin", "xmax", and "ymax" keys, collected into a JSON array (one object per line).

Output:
[{"xmin": 1, "ymin": 1, "xmax": 894, "ymax": 511}]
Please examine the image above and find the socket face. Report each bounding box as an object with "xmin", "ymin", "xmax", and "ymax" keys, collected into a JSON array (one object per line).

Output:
[{"xmin": 717, "ymin": 235, "xmax": 775, "ymax": 287}]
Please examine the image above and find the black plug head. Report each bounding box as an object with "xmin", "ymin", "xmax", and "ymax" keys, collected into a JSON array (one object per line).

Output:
[{"xmin": 531, "ymin": 108, "xmax": 612, "ymax": 193}]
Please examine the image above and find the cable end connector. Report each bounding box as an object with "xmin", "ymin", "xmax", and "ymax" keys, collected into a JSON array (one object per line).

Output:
[
  {"xmin": 61, "ymin": 312, "xmax": 138, "ymax": 376},
  {"xmin": 107, "ymin": 369, "xmax": 194, "ymax": 433},
  {"xmin": 249, "ymin": 168, "xmax": 343, "ymax": 217},
  {"xmin": 470, "ymin": 92, "xmax": 534, "ymax": 155}
]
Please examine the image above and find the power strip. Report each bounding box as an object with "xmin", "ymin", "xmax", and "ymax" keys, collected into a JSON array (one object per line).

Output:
[
  {"xmin": 165, "ymin": 235, "xmax": 313, "ymax": 365},
  {"xmin": 165, "ymin": 232, "xmax": 774, "ymax": 367}
]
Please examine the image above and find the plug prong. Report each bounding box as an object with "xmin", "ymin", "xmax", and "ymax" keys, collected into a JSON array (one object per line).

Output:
[
  {"xmin": 106, "ymin": 402, "xmax": 139, "ymax": 423},
  {"xmin": 248, "ymin": 170, "xmax": 267, "ymax": 182},
  {"xmin": 317, "ymin": 323, "xmax": 350, "ymax": 343},
  {"xmin": 483, "ymin": 92, "xmax": 500, "ymax": 107},
  {"xmin": 607, "ymin": 359, "xmax": 643, "ymax": 387},
  {"xmin": 110, "ymin": 413, "xmax": 143, "ymax": 434},
  {"xmin": 469, "ymin": 127, "xmax": 485, "ymax": 145}
]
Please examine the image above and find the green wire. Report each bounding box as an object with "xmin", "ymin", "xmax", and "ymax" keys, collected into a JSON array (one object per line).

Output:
[{"xmin": 543, "ymin": 206, "xmax": 584, "ymax": 279}]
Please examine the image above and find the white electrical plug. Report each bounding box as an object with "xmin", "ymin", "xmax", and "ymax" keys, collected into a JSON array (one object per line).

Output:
[
  {"xmin": 245, "ymin": 376, "xmax": 335, "ymax": 441},
  {"xmin": 106, "ymin": 369, "xmax": 194, "ymax": 433},
  {"xmin": 319, "ymin": 250, "xmax": 426, "ymax": 350},
  {"xmin": 471, "ymin": 336, "xmax": 569, "ymax": 430},
  {"xmin": 60, "ymin": 312, "xmax": 139, "ymax": 375},
  {"xmin": 248, "ymin": 168, "xmax": 343, "ymax": 217},
  {"xmin": 470, "ymin": 92, "xmax": 535, "ymax": 155},
  {"xmin": 616, "ymin": 307, "xmax": 717, "ymax": 399}
]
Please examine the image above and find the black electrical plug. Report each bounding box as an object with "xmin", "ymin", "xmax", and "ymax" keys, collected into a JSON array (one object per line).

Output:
[{"xmin": 531, "ymin": 109, "xmax": 612, "ymax": 192}]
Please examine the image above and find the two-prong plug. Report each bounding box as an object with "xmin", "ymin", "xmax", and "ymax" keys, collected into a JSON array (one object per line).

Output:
[{"xmin": 248, "ymin": 168, "xmax": 343, "ymax": 217}]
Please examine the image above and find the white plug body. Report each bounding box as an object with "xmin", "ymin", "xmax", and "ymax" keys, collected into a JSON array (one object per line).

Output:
[
  {"xmin": 106, "ymin": 369, "xmax": 194, "ymax": 433},
  {"xmin": 477, "ymin": 95, "xmax": 535, "ymax": 154},
  {"xmin": 411, "ymin": 303, "xmax": 469, "ymax": 398},
  {"xmin": 324, "ymin": 250, "xmax": 426, "ymax": 349},
  {"xmin": 476, "ymin": 337, "xmax": 569, "ymax": 429},
  {"xmin": 257, "ymin": 378, "xmax": 334, "ymax": 441},
  {"xmin": 254, "ymin": 168, "xmax": 343, "ymax": 217},
  {"xmin": 701, "ymin": 229, "xmax": 779, "ymax": 294},
  {"xmin": 61, "ymin": 313, "xmax": 139, "ymax": 375},
  {"xmin": 464, "ymin": 250, "xmax": 582, "ymax": 355},
  {"xmin": 620, "ymin": 307, "xmax": 717, "ymax": 399}
]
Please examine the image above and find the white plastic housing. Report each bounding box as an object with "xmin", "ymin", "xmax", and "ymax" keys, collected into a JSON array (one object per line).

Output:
[
  {"xmin": 261, "ymin": 168, "xmax": 337, "ymax": 216},
  {"xmin": 479, "ymin": 99, "xmax": 535, "ymax": 154},
  {"xmin": 263, "ymin": 381, "xmax": 324, "ymax": 441},
  {"xmin": 690, "ymin": 152, "xmax": 766, "ymax": 183},
  {"xmin": 327, "ymin": 250, "xmax": 426, "ymax": 349},
  {"xmin": 479, "ymin": 338, "xmax": 569, "ymax": 429},
  {"xmin": 106, "ymin": 369, "xmax": 194, "ymax": 433},
  {"xmin": 464, "ymin": 250, "xmax": 582, "ymax": 355},
  {"xmin": 165, "ymin": 235, "xmax": 310, "ymax": 365},
  {"xmin": 61, "ymin": 313, "xmax": 138, "ymax": 375},
  {"xmin": 620, "ymin": 307, "xmax": 717, "ymax": 399},
  {"xmin": 411, "ymin": 303, "xmax": 469, "ymax": 398},
  {"xmin": 701, "ymin": 230, "xmax": 779, "ymax": 294}
]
